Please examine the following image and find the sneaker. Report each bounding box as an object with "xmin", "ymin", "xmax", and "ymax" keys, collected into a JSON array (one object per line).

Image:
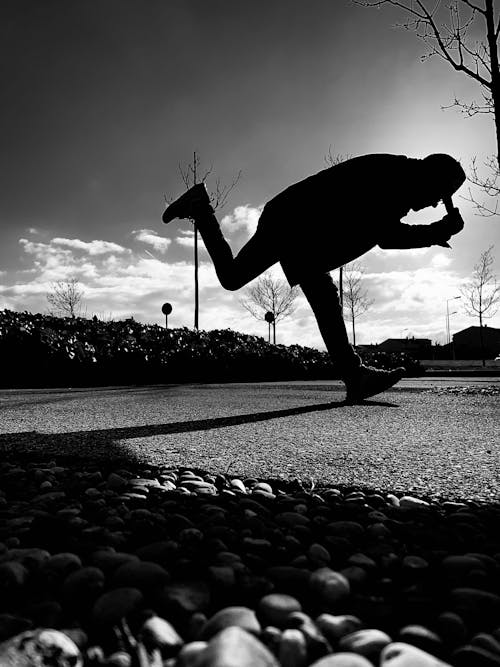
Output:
[
  {"xmin": 344, "ymin": 364, "xmax": 405, "ymax": 403},
  {"xmin": 162, "ymin": 183, "xmax": 212, "ymax": 224}
]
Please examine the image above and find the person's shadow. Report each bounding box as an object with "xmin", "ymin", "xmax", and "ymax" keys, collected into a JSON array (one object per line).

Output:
[{"xmin": 0, "ymin": 396, "xmax": 398, "ymax": 464}]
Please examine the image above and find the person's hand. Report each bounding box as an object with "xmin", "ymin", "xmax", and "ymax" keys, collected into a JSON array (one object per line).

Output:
[
  {"xmin": 432, "ymin": 208, "xmax": 464, "ymax": 247},
  {"xmin": 441, "ymin": 207, "xmax": 464, "ymax": 235}
]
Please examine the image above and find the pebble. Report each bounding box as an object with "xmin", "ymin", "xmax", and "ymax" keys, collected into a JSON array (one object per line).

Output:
[
  {"xmin": 91, "ymin": 587, "xmax": 144, "ymax": 626},
  {"xmin": 380, "ymin": 642, "xmax": 452, "ymax": 665},
  {"xmin": 309, "ymin": 655, "xmax": 373, "ymax": 667},
  {"xmin": 176, "ymin": 641, "xmax": 209, "ymax": 667},
  {"xmin": 2, "ymin": 462, "xmax": 500, "ymax": 665},
  {"xmin": 338, "ymin": 629, "xmax": 392, "ymax": 660},
  {"xmin": 0, "ymin": 629, "xmax": 82, "ymax": 667},
  {"xmin": 315, "ymin": 615, "xmax": 364, "ymax": 643},
  {"xmin": 139, "ymin": 615, "xmax": 184, "ymax": 656},
  {"xmin": 278, "ymin": 629, "xmax": 307, "ymax": 667},
  {"xmin": 309, "ymin": 568, "xmax": 351, "ymax": 607},
  {"xmin": 111, "ymin": 559, "xmax": 170, "ymax": 592},
  {"xmin": 198, "ymin": 626, "xmax": 279, "ymax": 666},
  {"xmin": 200, "ymin": 606, "xmax": 261, "ymax": 640},
  {"xmin": 399, "ymin": 496, "xmax": 430, "ymax": 510},
  {"xmin": 258, "ymin": 594, "xmax": 302, "ymax": 628},
  {"xmin": 397, "ymin": 625, "xmax": 443, "ymax": 656},
  {"xmin": 452, "ymin": 645, "xmax": 500, "ymax": 666}
]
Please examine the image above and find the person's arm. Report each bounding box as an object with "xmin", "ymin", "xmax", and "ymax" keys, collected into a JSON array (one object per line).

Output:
[{"xmin": 378, "ymin": 208, "xmax": 464, "ymax": 250}]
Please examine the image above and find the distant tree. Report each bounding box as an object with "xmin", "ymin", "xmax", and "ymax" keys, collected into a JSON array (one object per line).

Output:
[
  {"xmin": 171, "ymin": 151, "xmax": 241, "ymax": 330},
  {"xmin": 342, "ymin": 261, "xmax": 375, "ymax": 346},
  {"xmin": 460, "ymin": 245, "xmax": 500, "ymax": 364},
  {"xmin": 47, "ymin": 277, "xmax": 84, "ymax": 319},
  {"xmin": 240, "ymin": 273, "xmax": 299, "ymax": 343},
  {"xmin": 356, "ymin": 0, "xmax": 500, "ymax": 215}
]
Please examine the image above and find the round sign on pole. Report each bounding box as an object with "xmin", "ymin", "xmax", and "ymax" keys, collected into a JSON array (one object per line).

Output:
[
  {"xmin": 162, "ymin": 302, "xmax": 173, "ymax": 328},
  {"xmin": 264, "ymin": 311, "xmax": 275, "ymax": 323}
]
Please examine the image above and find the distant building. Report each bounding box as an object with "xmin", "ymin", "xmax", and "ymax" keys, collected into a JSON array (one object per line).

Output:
[
  {"xmin": 452, "ymin": 326, "xmax": 500, "ymax": 360},
  {"xmin": 377, "ymin": 337, "xmax": 433, "ymax": 360}
]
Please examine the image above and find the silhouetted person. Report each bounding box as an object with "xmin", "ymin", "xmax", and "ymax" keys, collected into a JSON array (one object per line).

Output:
[{"xmin": 163, "ymin": 153, "xmax": 465, "ymax": 402}]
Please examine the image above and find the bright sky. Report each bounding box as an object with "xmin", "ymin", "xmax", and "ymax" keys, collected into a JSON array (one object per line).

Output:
[{"xmin": 1, "ymin": 0, "xmax": 499, "ymax": 348}]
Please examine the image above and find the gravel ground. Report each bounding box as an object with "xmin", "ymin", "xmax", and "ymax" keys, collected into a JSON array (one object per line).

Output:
[
  {"xmin": 0, "ymin": 380, "xmax": 499, "ymax": 665},
  {"xmin": 2, "ymin": 463, "xmax": 500, "ymax": 666}
]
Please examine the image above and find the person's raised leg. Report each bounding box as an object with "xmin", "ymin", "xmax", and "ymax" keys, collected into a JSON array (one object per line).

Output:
[
  {"xmin": 299, "ymin": 272, "xmax": 404, "ymax": 402},
  {"xmin": 162, "ymin": 182, "xmax": 278, "ymax": 291}
]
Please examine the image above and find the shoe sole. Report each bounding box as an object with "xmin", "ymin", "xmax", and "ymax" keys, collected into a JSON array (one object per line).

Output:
[{"xmin": 345, "ymin": 368, "xmax": 405, "ymax": 404}]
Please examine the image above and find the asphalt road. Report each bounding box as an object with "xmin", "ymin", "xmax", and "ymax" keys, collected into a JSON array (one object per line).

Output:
[{"xmin": 0, "ymin": 378, "xmax": 498, "ymax": 501}]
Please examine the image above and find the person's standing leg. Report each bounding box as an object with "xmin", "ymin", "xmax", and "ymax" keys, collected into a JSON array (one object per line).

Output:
[
  {"xmin": 300, "ymin": 273, "xmax": 361, "ymax": 377},
  {"xmin": 300, "ymin": 272, "xmax": 405, "ymax": 402}
]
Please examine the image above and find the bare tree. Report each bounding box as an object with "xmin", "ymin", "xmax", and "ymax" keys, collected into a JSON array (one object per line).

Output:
[
  {"xmin": 342, "ymin": 261, "xmax": 375, "ymax": 346},
  {"xmin": 355, "ymin": 0, "xmax": 500, "ymax": 214},
  {"xmin": 47, "ymin": 277, "xmax": 84, "ymax": 319},
  {"xmin": 240, "ymin": 273, "xmax": 299, "ymax": 343},
  {"xmin": 460, "ymin": 245, "xmax": 500, "ymax": 364},
  {"xmin": 170, "ymin": 151, "xmax": 241, "ymax": 330}
]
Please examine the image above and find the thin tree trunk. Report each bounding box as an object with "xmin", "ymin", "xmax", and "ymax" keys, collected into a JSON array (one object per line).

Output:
[
  {"xmin": 479, "ymin": 311, "xmax": 485, "ymax": 367},
  {"xmin": 193, "ymin": 151, "xmax": 199, "ymax": 330},
  {"xmin": 485, "ymin": 0, "xmax": 500, "ymax": 172},
  {"xmin": 352, "ymin": 318, "xmax": 356, "ymax": 347},
  {"xmin": 194, "ymin": 225, "xmax": 199, "ymax": 330}
]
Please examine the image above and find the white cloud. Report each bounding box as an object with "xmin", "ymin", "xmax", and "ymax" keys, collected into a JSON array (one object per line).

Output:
[
  {"xmin": 221, "ymin": 204, "xmax": 264, "ymax": 236},
  {"xmin": 431, "ymin": 252, "xmax": 453, "ymax": 269},
  {"xmin": 132, "ymin": 229, "xmax": 171, "ymax": 254},
  {"xmin": 175, "ymin": 229, "xmax": 195, "ymax": 248},
  {"xmin": 3, "ymin": 229, "xmax": 498, "ymax": 349},
  {"xmin": 51, "ymin": 238, "xmax": 129, "ymax": 255}
]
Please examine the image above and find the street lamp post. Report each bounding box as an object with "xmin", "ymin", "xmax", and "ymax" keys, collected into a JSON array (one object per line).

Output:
[{"xmin": 446, "ymin": 296, "xmax": 461, "ymax": 351}]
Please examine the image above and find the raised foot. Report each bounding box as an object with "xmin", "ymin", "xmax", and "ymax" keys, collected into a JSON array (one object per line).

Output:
[{"xmin": 162, "ymin": 182, "xmax": 212, "ymax": 224}]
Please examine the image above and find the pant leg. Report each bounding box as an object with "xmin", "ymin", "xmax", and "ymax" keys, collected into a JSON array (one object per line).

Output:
[
  {"xmin": 195, "ymin": 210, "xmax": 279, "ymax": 291},
  {"xmin": 300, "ymin": 272, "xmax": 361, "ymax": 378}
]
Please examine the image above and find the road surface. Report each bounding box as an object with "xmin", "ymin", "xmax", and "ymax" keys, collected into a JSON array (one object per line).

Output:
[{"xmin": 0, "ymin": 378, "xmax": 498, "ymax": 501}]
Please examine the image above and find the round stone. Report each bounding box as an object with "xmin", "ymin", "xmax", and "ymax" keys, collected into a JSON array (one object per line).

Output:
[
  {"xmin": 381, "ymin": 643, "xmax": 451, "ymax": 666},
  {"xmin": 397, "ymin": 625, "xmax": 443, "ymax": 656},
  {"xmin": 315, "ymin": 615, "xmax": 364, "ymax": 643},
  {"xmin": 308, "ymin": 655, "xmax": 373, "ymax": 666},
  {"xmin": 92, "ymin": 587, "xmax": 144, "ymax": 626},
  {"xmin": 279, "ymin": 628, "xmax": 307, "ymax": 667},
  {"xmin": 139, "ymin": 615, "xmax": 184, "ymax": 657},
  {"xmin": 200, "ymin": 606, "xmax": 261, "ymax": 640},
  {"xmin": 62, "ymin": 566, "xmax": 105, "ymax": 606},
  {"xmin": 111, "ymin": 560, "xmax": 170, "ymax": 593},
  {"xmin": 309, "ymin": 568, "xmax": 350, "ymax": 608},
  {"xmin": 200, "ymin": 626, "xmax": 278, "ymax": 667},
  {"xmin": 257, "ymin": 594, "xmax": 302, "ymax": 628},
  {"xmin": 338, "ymin": 629, "xmax": 392, "ymax": 660},
  {"xmin": 0, "ymin": 629, "xmax": 82, "ymax": 667},
  {"xmin": 399, "ymin": 496, "xmax": 430, "ymax": 510},
  {"xmin": 435, "ymin": 612, "xmax": 467, "ymax": 648}
]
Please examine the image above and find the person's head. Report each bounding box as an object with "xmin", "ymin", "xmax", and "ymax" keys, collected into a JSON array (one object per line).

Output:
[{"xmin": 410, "ymin": 153, "xmax": 466, "ymax": 211}]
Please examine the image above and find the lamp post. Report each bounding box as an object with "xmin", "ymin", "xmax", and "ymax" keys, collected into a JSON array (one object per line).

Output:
[{"xmin": 446, "ymin": 296, "xmax": 461, "ymax": 349}]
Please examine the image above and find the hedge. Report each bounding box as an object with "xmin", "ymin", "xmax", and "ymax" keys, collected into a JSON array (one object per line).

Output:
[{"xmin": 0, "ymin": 310, "xmax": 423, "ymax": 388}]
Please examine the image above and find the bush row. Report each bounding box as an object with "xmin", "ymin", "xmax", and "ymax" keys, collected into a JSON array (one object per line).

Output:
[{"xmin": 0, "ymin": 310, "xmax": 423, "ymax": 388}]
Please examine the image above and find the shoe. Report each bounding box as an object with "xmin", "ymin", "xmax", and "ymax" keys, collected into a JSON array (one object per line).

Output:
[
  {"xmin": 344, "ymin": 364, "xmax": 405, "ymax": 403},
  {"xmin": 162, "ymin": 183, "xmax": 212, "ymax": 224}
]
